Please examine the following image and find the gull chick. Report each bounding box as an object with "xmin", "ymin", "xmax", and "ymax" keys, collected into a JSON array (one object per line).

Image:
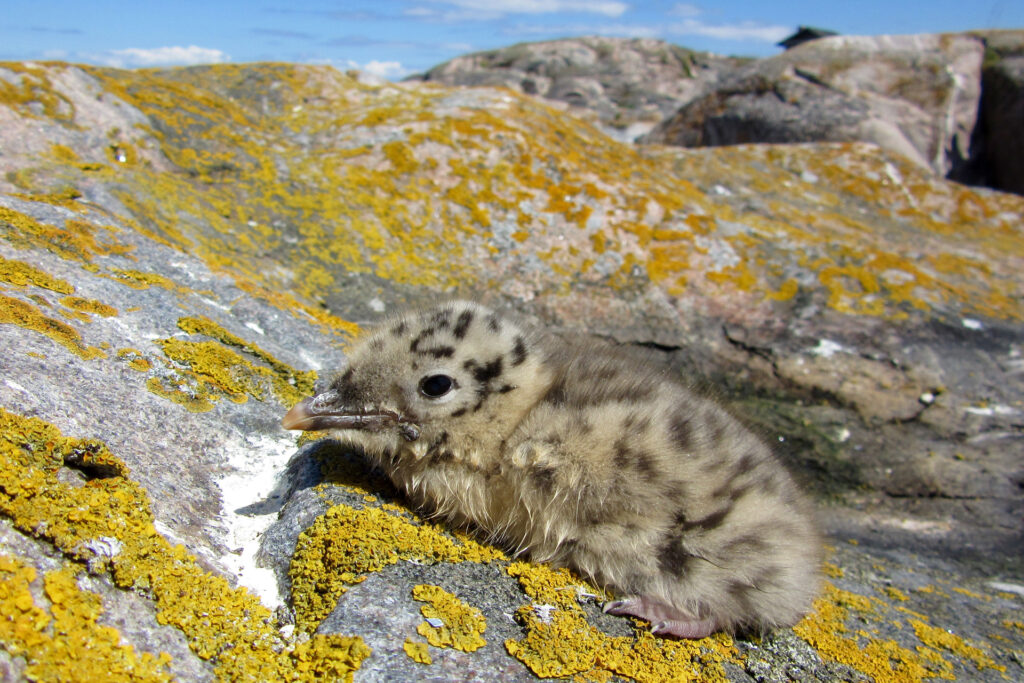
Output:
[{"xmin": 282, "ymin": 301, "xmax": 820, "ymax": 638}]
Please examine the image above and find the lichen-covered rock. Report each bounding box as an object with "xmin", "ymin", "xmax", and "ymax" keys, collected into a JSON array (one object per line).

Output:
[{"xmin": 0, "ymin": 60, "xmax": 1022, "ymax": 680}]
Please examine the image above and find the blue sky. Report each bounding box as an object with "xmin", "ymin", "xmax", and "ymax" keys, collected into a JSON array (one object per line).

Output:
[{"xmin": 3, "ymin": 1, "xmax": 1021, "ymax": 78}]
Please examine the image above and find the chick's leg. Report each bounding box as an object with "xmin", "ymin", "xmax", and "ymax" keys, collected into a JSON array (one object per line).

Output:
[{"xmin": 602, "ymin": 596, "xmax": 717, "ymax": 639}]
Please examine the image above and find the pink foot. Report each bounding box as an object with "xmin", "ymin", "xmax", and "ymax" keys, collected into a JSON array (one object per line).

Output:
[{"xmin": 602, "ymin": 596, "xmax": 718, "ymax": 639}]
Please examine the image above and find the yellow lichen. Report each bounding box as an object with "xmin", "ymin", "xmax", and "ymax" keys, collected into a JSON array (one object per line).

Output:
[
  {"xmin": 175, "ymin": 316, "xmax": 316, "ymax": 404},
  {"xmin": 883, "ymin": 586, "xmax": 910, "ymax": 602},
  {"xmin": 503, "ymin": 561, "xmax": 737, "ymax": 682},
  {"xmin": 102, "ymin": 268, "xmax": 179, "ymax": 291},
  {"xmin": 149, "ymin": 316, "xmax": 316, "ymax": 410},
  {"xmin": 910, "ymin": 619, "xmax": 1004, "ymax": 672},
  {"xmin": 288, "ymin": 502, "xmax": 505, "ymax": 632},
  {"xmin": 412, "ymin": 584, "xmax": 487, "ymax": 652},
  {"xmin": 117, "ymin": 348, "xmax": 153, "ymax": 372},
  {"xmin": 0, "ymin": 556, "xmax": 174, "ymax": 682},
  {"xmin": 0, "ymin": 407, "xmax": 369, "ymax": 681},
  {"xmin": 0, "ymin": 293, "xmax": 106, "ymax": 359},
  {"xmin": 402, "ymin": 638, "xmax": 432, "ymax": 664},
  {"xmin": 59, "ymin": 296, "xmax": 118, "ymax": 318},
  {"xmin": 0, "ymin": 206, "xmax": 130, "ymax": 262},
  {"xmin": 794, "ymin": 583, "xmax": 958, "ymax": 681},
  {"xmin": 0, "ymin": 255, "xmax": 74, "ymax": 293}
]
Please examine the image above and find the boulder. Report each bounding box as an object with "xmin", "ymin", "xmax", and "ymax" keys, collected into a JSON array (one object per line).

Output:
[
  {"xmin": 0, "ymin": 61, "xmax": 1022, "ymax": 680},
  {"xmin": 641, "ymin": 33, "xmax": 986, "ymax": 180},
  {"xmin": 409, "ymin": 37, "xmax": 745, "ymax": 141}
]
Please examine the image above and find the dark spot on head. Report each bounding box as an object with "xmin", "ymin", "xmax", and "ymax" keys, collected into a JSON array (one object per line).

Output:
[
  {"xmin": 390, "ymin": 322, "xmax": 407, "ymax": 337},
  {"xmin": 668, "ymin": 413, "xmax": 693, "ymax": 452},
  {"xmin": 422, "ymin": 345, "xmax": 455, "ymax": 359},
  {"xmin": 486, "ymin": 313, "xmax": 501, "ymax": 332},
  {"xmin": 409, "ymin": 329, "xmax": 436, "ymax": 353},
  {"xmin": 453, "ymin": 310, "xmax": 474, "ymax": 339},
  {"xmin": 510, "ymin": 335, "xmax": 527, "ymax": 366},
  {"xmin": 429, "ymin": 310, "xmax": 452, "ymax": 330},
  {"xmin": 497, "ymin": 384, "xmax": 516, "ymax": 393},
  {"xmin": 450, "ymin": 407, "xmax": 467, "ymax": 417},
  {"xmin": 472, "ymin": 357, "xmax": 503, "ymax": 385}
]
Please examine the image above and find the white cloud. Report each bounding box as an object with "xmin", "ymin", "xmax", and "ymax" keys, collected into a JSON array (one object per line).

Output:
[
  {"xmin": 421, "ymin": 0, "xmax": 628, "ymax": 17},
  {"xmin": 670, "ymin": 18, "xmax": 791, "ymax": 42},
  {"xmin": 346, "ymin": 59, "xmax": 409, "ymax": 79},
  {"xmin": 669, "ymin": 3, "xmax": 702, "ymax": 18},
  {"xmin": 94, "ymin": 45, "xmax": 230, "ymax": 68},
  {"xmin": 506, "ymin": 22, "xmax": 659, "ymax": 38}
]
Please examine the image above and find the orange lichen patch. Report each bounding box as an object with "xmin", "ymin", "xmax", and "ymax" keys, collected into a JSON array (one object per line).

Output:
[
  {"xmin": 0, "ymin": 62, "xmax": 75, "ymax": 122},
  {"xmin": 101, "ymin": 268, "xmax": 179, "ymax": 291},
  {"xmin": 0, "ymin": 293, "xmax": 106, "ymax": 359},
  {"xmin": 149, "ymin": 316, "xmax": 315, "ymax": 410},
  {"xmin": 116, "ymin": 348, "xmax": 153, "ymax": 372},
  {"xmin": 822, "ymin": 562, "xmax": 844, "ymax": 578},
  {"xmin": 883, "ymin": 586, "xmax": 910, "ymax": 602},
  {"xmin": 0, "ymin": 206, "xmax": 131, "ymax": 262},
  {"xmin": 794, "ymin": 583, "xmax": 957, "ymax": 681},
  {"xmin": 144, "ymin": 376, "xmax": 215, "ymax": 413},
  {"xmin": 403, "ymin": 638, "xmax": 432, "ymax": 665},
  {"xmin": 176, "ymin": 316, "xmax": 316, "ymax": 402},
  {"xmin": 288, "ymin": 502, "xmax": 505, "ymax": 632},
  {"xmin": 503, "ymin": 562, "xmax": 737, "ymax": 682},
  {"xmin": 412, "ymin": 584, "xmax": 487, "ymax": 652},
  {"xmin": 910, "ymin": 619, "xmax": 1004, "ymax": 673},
  {"xmin": 154, "ymin": 339, "xmax": 258, "ymax": 404},
  {"xmin": 0, "ymin": 407, "xmax": 369, "ymax": 681},
  {"xmin": 0, "ymin": 255, "xmax": 74, "ymax": 293},
  {"xmin": 951, "ymin": 587, "xmax": 990, "ymax": 601},
  {"xmin": 59, "ymin": 296, "xmax": 118, "ymax": 318},
  {"xmin": 0, "ymin": 556, "xmax": 173, "ymax": 682}
]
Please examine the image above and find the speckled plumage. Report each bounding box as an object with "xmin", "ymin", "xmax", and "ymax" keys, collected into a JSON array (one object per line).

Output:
[{"xmin": 283, "ymin": 301, "xmax": 821, "ymax": 638}]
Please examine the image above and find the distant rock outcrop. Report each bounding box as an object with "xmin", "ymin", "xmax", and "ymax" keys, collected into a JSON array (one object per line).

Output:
[
  {"xmin": 414, "ymin": 32, "xmax": 1024, "ymax": 196},
  {"xmin": 408, "ymin": 36, "xmax": 746, "ymax": 141},
  {"xmin": 641, "ymin": 32, "xmax": 985, "ymax": 180},
  {"xmin": 1, "ymin": 60, "xmax": 1022, "ymax": 681}
]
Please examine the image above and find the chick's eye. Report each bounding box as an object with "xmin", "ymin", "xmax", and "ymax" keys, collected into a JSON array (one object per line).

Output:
[{"xmin": 419, "ymin": 374, "xmax": 454, "ymax": 398}]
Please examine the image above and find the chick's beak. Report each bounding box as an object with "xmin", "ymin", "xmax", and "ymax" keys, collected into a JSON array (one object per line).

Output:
[{"xmin": 281, "ymin": 391, "xmax": 421, "ymax": 441}]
